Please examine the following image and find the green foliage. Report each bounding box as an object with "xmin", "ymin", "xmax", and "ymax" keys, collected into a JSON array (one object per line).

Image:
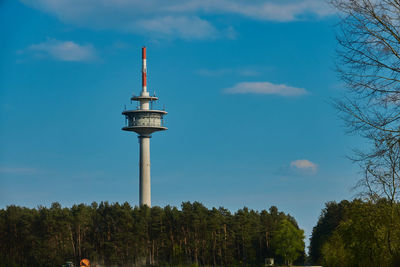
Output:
[
  {"xmin": 0, "ymin": 202, "xmax": 305, "ymax": 266},
  {"xmin": 310, "ymin": 199, "xmax": 400, "ymax": 267},
  {"xmin": 272, "ymin": 219, "xmax": 304, "ymax": 266},
  {"xmin": 309, "ymin": 200, "xmax": 351, "ymax": 264},
  {"xmin": 320, "ymin": 232, "xmax": 351, "ymax": 267}
]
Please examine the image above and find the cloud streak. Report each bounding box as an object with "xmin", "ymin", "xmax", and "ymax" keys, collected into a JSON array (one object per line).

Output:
[
  {"xmin": 0, "ymin": 167, "xmax": 39, "ymax": 175},
  {"xmin": 27, "ymin": 38, "xmax": 97, "ymax": 62},
  {"xmin": 171, "ymin": 0, "xmax": 333, "ymax": 22},
  {"xmin": 20, "ymin": 0, "xmax": 334, "ymax": 39},
  {"xmin": 197, "ymin": 67, "xmax": 261, "ymax": 77},
  {"xmin": 224, "ymin": 81, "xmax": 308, "ymax": 96}
]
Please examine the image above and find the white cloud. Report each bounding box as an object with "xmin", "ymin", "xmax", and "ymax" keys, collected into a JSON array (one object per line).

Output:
[
  {"xmin": 20, "ymin": 0, "xmax": 334, "ymax": 39},
  {"xmin": 290, "ymin": 159, "xmax": 318, "ymax": 173},
  {"xmin": 224, "ymin": 81, "xmax": 308, "ymax": 96},
  {"xmin": 235, "ymin": 0, "xmax": 333, "ymax": 22},
  {"xmin": 27, "ymin": 38, "xmax": 97, "ymax": 62},
  {"xmin": 136, "ymin": 16, "xmax": 217, "ymax": 40}
]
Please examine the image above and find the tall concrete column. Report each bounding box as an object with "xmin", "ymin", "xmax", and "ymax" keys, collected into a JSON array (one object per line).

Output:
[{"xmin": 139, "ymin": 135, "xmax": 151, "ymax": 207}]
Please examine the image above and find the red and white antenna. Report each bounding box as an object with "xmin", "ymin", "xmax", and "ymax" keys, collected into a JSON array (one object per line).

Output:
[{"xmin": 142, "ymin": 46, "xmax": 147, "ymax": 93}]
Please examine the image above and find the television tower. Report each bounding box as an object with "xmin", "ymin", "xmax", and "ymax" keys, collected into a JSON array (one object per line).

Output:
[{"xmin": 122, "ymin": 47, "xmax": 167, "ymax": 207}]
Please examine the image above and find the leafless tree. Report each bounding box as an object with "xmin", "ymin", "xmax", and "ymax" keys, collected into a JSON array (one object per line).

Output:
[
  {"xmin": 331, "ymin": 0, "xmax": 400, "ymax": 201},
  {"xmin": 353, "ymin": 134, "xmax": 400, "ymax": 203}
]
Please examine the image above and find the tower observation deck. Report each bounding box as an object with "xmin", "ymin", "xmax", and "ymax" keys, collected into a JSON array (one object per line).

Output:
[{"xmin": 122, "ymin": 47, "xmax": 167, "ymax": 207}]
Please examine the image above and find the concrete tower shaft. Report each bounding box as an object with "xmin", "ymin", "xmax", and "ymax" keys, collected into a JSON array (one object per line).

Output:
[
  {"xmin": 139, "ymin": 136, "xmax": 151, "ymax": 206},
  {"xmin": 122, "ymin": 47, "xmax": 167, "ymax": 207}
]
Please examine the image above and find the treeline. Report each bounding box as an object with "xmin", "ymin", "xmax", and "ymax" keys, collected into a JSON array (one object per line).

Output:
[
  {"xmin": 0, "ymin": 202, "xmax": 304, "ymax": 267},
  {"xmin": 309, "ymin": 199, "xmax": 400, "ymax": 267}
]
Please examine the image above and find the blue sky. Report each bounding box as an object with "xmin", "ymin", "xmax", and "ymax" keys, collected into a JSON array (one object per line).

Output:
[{"xmin": 1, "ymin": 0, "xmax": 364, "ymax": 246}]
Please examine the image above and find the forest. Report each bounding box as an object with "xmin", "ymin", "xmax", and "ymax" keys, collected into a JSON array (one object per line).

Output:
[
  {"xmin": 310, "ymin": 199, "xmax": 400, "ymax": 266},
  {"xmin": 0, "ymin": 202, "xmax": 305, "ymax": 267}
]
